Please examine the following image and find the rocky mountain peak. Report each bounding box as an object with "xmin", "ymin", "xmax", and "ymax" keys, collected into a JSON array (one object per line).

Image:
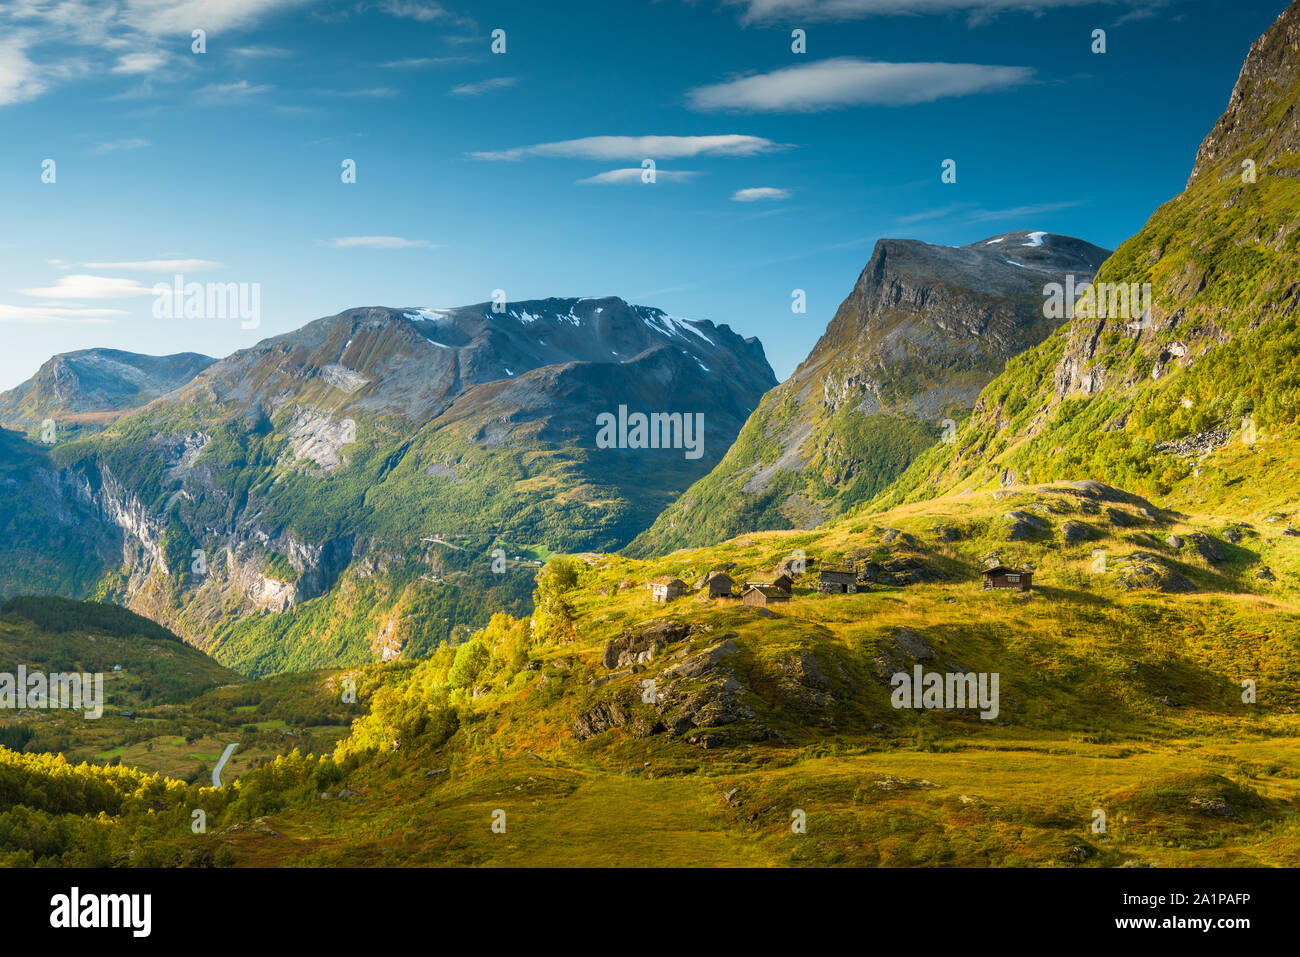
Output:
[{"xmin": 1188, "ymin": 0, "xmax": 1300, "ymax": 186}]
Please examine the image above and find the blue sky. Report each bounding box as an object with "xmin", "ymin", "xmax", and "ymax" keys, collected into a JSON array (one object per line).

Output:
[{"xmin": 0, "ymin": 0, "xmax": 1289, "ymax": 389}]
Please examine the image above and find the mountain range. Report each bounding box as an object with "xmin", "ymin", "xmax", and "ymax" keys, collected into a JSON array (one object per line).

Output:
[{"xmin": 0, "ymin": 297, "xmax": 775, "ymax": 674}]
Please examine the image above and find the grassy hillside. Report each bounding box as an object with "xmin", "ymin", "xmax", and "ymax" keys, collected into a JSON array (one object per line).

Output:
[{"xmin": 5, "ymin": 484, "xmax": 1295, "ymax": 867}]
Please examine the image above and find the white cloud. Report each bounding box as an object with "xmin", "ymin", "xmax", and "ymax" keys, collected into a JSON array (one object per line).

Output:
[
  {"xmin": 82, "ymin": 259, "xmax": 224, "ymax": 271},
  {"xmin": 577, "ymin": 168, "xmax": 700, "ymax": 184},
  {"xmin": 689, "ymin": 57, "xmax": 1033, "ymax": 112},
  {"xmin": 472, "ymin": 134, "xmax": 783, "ymax": 162},
  {"xmin": 19, "ymin": 274, "xmax": 154, "ymax": 299},
  {"xmin": 322, "ymin": 236, "xmax": 438, "ymax": 249},
  {"xmin": 0, "ymin": 35, "xmax": 46, "ymax": 105},
  {"xmin": 0, "ymin": 1, "xmax": 313, "ymax": 106},
  {"xmin": 93, "ymin": 137, "xmax": 151, "ymax": 153},
  {"xmin": 378, "ymin": 0, "xmax": 475, "ymax": 27},
  {"xmin": 195, "ymin": 80, "xmax": 274, "ymax": 102},
  {"xmin": 0, "ymin": 304, "xmax": 122, "ymax": 324},
  {"xmin": 730, "ymin": 0, "xmax": 1132, "ymax": 24},
  {"xmin": 380, "ymin": 0, "xmax": 453, "ymax": 20},
  {"xmin": 120, "ymin": 0, "xmax": 317, "ymax": 36},
  {"xmin": 111, "ymin": 51, "xmax": 167, "ymax": 74},
  {"xmin": 896, "ymin": 202, "xmax": 973, "ymax": 223},
  {"xmin": 967, "ymin": 200, "xmax": 1082, "ymax": 221},
  {"xmin": 327, "ymin": 86, "xmax": 399, "ymax": 97},
  {"xmin": 732, "ymin": 186, "xmax": 791, "ymax": 201},
  {"xmin": 450, "ymin": 76, "xmax": 517, "ymax": 96},
  {"xmin": 381, "ymin": 55, "xmax": 474, "ymax": 69},
  {"xmin": 230, "ymin": 45, "xmax": 292, "ymax": 57}
]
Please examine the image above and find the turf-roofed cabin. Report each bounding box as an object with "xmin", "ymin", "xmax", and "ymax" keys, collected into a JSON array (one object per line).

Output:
[
  {"xmin": 982, "ymin": 565, "xmax": 1033, "ymax": 592},
  {"xmin": 702, "ymin": 571, "xmax": 735, "ymax": 598},
  {"xmin": 649, "ymin": 577, "xmax": 688, "ymax": 602},
  {"xmin": 742, "ymin": 585, "xmax": 789, "ymax": 607}
]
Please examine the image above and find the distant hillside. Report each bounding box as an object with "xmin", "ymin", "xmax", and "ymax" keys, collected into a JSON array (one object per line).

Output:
[
  {"xmin": 0, "ymin": 596, "xmax": 240, "ymax": 707},
  {"xmin": 0, "ymin": 348, "xmax": 214, "ymax": 436},
  {"xmin": 630, "ymin": 231, "xmax": 1109, "ymax": 556}
]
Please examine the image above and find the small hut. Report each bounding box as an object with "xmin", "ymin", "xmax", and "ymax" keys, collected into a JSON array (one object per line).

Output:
[
  {"xmin": 649, "ymin": 576, "xmax": 688, "ymax": 602},
  {"xmin": 982, "ymin": 565, "xmax": 1033, "ymax": 592},
  {"xmin": 742, "ymin": 585, "xmax": 789, "ymax": 607},
  {"xmin": 703, "ymin": 571, "xmax": 735, "ymax": 599},
  {"xmin": 746, "ymin": 572, "xmax": 794, "ymax": 594},
  {"xmin": 816, "ymin": 565, "xmax": 859, "ymax": 594}
]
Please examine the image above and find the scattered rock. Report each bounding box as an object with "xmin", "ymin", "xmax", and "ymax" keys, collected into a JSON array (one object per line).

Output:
[
  {"xmin": 890, "ymin": 626, "xmax": 935, "ymax": 662},
  {"xmin": 1115, "ymin": 554, "xmax": 1196, "ymax": 593},
  {"xmin": 1104, "ymin": 507, "xmax": 1134, "ymax": 527},
  {"xmin": 662, "ymin": 639, "xmax": 739, "ymax": 680},
  {"xmin": 1189, "ymin": 796, "xmax": 1232, "ymax": 816},
  {"xmin": 1165, "ymin": 534, "xmax": 1184, "ymax": 549},
  {"xmin": 1187, "ymin": 531, "xmax": 1226, "ymax": 563},
  {"xmin": 874, "ymin": 776, "xmax": 939, "ymax": 791},
  {"xmin": 1060, "ymin": 520, "xmax": 1096, "ymax": 543}
]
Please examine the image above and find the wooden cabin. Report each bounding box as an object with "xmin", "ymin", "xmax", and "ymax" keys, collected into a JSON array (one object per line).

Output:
[
  {"xmin": 702, "ymin": 571, "xmax": 735, "ymax": 599},
  {"xmin": 649, "ymin": 576, "xmax": 688, "ymax": 602},
  {"xmin": 742, "ymin": 585, "xmax": 789, "ymax": 607},
  {"xmin": 816, "ymin": 566, "xmax": 859, "ymax": 594},
  {"xmin": 982, "ymin": 565, "xmax": 1033, "ymax": 592},
  {"xmin": 746, "ymin": 572, "xmax": 793, "ymax": 594}
]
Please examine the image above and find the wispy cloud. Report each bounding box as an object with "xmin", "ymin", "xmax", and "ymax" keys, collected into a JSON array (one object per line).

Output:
[
  {"xmin": 0, "ymin": 35, "xmax": 45, "ymax": 106},
  {"xmin": 0, "ymin": 305, "xmax": 122, "ymax": 324},
  {"xmin": 381, "ymin": 55, "xmax": 476, "ymax": 69},
  {"xmin": 729, "ymin": 0, "xmax": 1141, "ymax": 26},
  {"xmin": 82, "ymin": 259, "xmax": 224, "ymax": 271},
  {"xmin": 895, "ymin": 199, "xmax": 1083, "ymax": 225},
  {"xmin": 93, "ymin": 137, "xmax": 151, "ymax": 154},
  {"xmin": 896, "ymin": 202, "xmax": 973, "ymax": 224},
  {"xmin": 230, "ymin": 45, "xmax": 293, "ymax": 58},
  {"xmin": 111, "ymin": 51, "xmax": 167, "ymax": 75},
  {"xmin": 195, "ymin": 80, "xmax": 274, "ymax": 103},
  {"xmin": 379, "ymin": 0, "xmax": 476, "ymax": 29},
  {"xmin": 450, "ymin": 76, "xmax": 518, "ymax": 96},
  {"xmin": 577, "ymin": 168, "xmax": 700, "ymax": 185},
  {"xmin": 0, "ymin": 1, "xmax": 312, "ymax": 106},
  {"xmin": 19, "ymin": 275, "xmax": 154, "ymax": 299},
  {"xmin": 732, "ymin": 186, "xmax": 791, "ymax": 201},
  {"xmin": 472, "ymin": 134, "xmax": 785, "ymax": 162},
  {"xmin": 322, "ymin": 236, "xmax": 439, "ymax": 249},
  {"xmin": 326, "ymin": 87, "xmax": 399, "ymax": 98},
  {"xmin": 967, "ymin": 200, "xmax": 1083, "ymax": 222},
  {"xmin": 689, "ymin": 57, "xmax": 1033, "ymax": 112}
]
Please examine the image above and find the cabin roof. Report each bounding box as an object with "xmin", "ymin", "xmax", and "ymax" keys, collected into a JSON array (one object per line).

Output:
[
  {"xmin": 744, "ymin": 584, "xmax": 789, "ymax": 599},
  {"xmin": 819, "ymin": 566, "xmax": 857, "ymax": 578},
  {"xmin": 650, "ymin": 576, "xmax": 686, "ymax": 586},
  {"xmin": 982, "ymin": 565, "xmax": 1032, "ymax": 576}
]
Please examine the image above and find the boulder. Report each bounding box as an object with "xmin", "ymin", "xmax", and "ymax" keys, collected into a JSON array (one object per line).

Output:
[
  {"xmin": 602, "ymin": 619, "xmax": 692, "ymax": 669},
  {"xmin": 1060, "ymin": 520, "xmax": 1096, "ymax": 543},
  {"xmin": 1187, "ymin": 531, "xmax": 1226, "ymax": 563}
]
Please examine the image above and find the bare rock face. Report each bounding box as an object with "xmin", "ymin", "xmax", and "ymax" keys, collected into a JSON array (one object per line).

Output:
[{"xmin": 1188, "ymin": 2, "xmax": 1300, "ymax": 187}]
